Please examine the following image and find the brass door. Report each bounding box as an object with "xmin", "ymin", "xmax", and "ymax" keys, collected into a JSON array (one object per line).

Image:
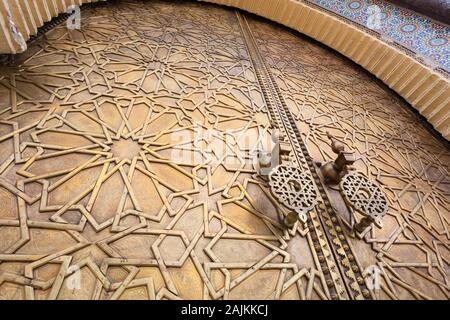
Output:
[{"xmin": 0, "ymin": 0, "xmax": 448, "ymax": 300}]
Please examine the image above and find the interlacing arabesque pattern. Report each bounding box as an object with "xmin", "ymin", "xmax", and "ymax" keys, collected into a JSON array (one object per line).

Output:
[
  {"xmin": 250, "ymin": 19, "xmax": 450, "ymax": 299},
  {"xmin": 0, "ymin": 1, "xmax": 341, "ymax": 300}
]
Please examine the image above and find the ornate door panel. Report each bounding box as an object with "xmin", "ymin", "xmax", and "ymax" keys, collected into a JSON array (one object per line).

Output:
[
  {"xmin": 248, "ymin": 18, "xmax": 450, "ymax": 300},
  {"xmin": 0, "ymin": 0, "xmax": 448, "ymax": 300}
]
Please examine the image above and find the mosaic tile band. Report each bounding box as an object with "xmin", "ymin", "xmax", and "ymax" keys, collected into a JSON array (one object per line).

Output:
[{"xmin": 305, "ymin": 0, "xmax": 450, "ymax": 72}]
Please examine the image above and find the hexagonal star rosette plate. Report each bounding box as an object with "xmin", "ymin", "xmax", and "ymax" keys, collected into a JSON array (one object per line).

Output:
[
  {"xmin": 268, "ymin": 165, "xmax": 318, "ymax": 219},
  {"xmin": 340, "ymin": 172, "xmax": 388, "ymax": 223}
]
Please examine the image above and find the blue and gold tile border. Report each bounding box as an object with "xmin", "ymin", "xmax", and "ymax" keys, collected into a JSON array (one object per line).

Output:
[{"xmin": 306, "ymin": 0, "xmax": 449, "ymax": 74}]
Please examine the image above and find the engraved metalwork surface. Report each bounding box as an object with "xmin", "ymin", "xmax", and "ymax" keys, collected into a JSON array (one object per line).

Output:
[
  {"xmin": 0, "ymin": 0, "xmax": 328, "ymax": 300},
  {"xmin": 0, "ymin": 0, "xmax": 448, "ymax": 300},
  {"xmin": 250, "ymin": 17, "xmax": 450, "ymax": 300},
  {"xmin": 269, "ymin": 165, "xmax": 318, "ymax": 214},
  {"xmin": 340, "ymin": 172, "xmax": 388, "ymax": 222},
  {"xmin": 237, "ymin": 12, "xmax": 368, "ymax": 300}
]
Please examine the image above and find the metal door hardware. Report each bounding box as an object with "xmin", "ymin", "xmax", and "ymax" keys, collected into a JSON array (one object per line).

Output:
[{"xmin": 268, "ymin": 164, "xmax": 318, "ymax": 225}]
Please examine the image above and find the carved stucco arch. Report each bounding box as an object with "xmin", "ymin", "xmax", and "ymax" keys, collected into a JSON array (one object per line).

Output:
[{"xmin": 1, "ymin": 0, "xmax": 449, "ymax": 139}]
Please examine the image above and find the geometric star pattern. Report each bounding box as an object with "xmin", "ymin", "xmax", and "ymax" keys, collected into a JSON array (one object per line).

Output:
[
  {"xmin": 250, "ymin": 18, "xmax": 450, "ymax": 299},
  {"xmin": 0, "ymin": 0, "xmax": 448, "ymax": 300}
]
